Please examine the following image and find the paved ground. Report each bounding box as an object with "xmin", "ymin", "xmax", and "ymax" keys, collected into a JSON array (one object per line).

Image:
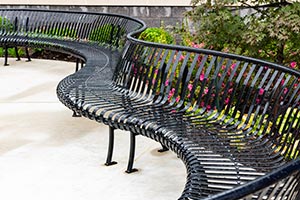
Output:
[{"xmin": 0, "ymin": 58, "xmax": 186, "ymax": 200}]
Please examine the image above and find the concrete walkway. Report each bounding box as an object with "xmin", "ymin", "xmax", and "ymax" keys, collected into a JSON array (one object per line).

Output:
[{"xmin": 0, "ymin": 58, "xmax": 186, "ymax": 200}]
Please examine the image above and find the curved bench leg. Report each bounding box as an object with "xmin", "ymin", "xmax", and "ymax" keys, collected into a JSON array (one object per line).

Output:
[
  {"xmin": 75, "ymin": 59, "xmax": 85, "ymax": 72},
  {"xmin": 158, "ymin": 144, "xmax": 169, "ymax": 153},
  {"xmin": 75, "ymin": 59, "xmax": 80, "ymax": 72},
  {"xmin": 126, "ymin": 131, "xmax": 138, "ymax": 173},
  {"xmin": 14, "ymin": 47, "xmax": 21, "ymax": 61},
  {"xmin": 25, "ymin": 47, "xmax": 31, "ymax": 62},
  {"xmin": 105, "ymin": 126, "xmax": 117, "ymax": 166},
  {"xmin": 4, "ymin": 46, "xmax": 9, "ymax": 66}
]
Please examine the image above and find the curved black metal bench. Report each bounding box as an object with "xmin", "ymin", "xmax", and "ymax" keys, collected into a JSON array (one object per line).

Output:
[{"xmin": 1, "ymin": 9, "xmax": 300, "ymax": 200}]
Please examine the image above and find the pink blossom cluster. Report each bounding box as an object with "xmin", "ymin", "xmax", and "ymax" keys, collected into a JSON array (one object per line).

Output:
[
  {"xmin": 290, "ymin": 61, "xmax": 297, "ymax": 69},
  {"xmin": 168, "ymin": 88, "xmax": 175, "ymax": 101}
]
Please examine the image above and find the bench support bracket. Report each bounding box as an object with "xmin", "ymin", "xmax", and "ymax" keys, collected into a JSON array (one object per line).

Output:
[
  {"xmin": 158, "ymin": 144, "xmax": 169, "ymax": 152},
  {"xmin": 72, "ymin": 111, "xmax": 82, "ymax": 117}
]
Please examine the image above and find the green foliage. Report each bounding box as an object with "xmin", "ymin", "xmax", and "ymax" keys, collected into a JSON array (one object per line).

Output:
[
  {"xmin": 8, "ymin": 48, "xmax": 25, "ymax": 57},
  {"xmin": 0, "ymin": 16, "xmax": 13, "ymax": 32},
  {"xmin": 89, "ymin": 24, "xmax": 125, "ymax": 44},
  {"xmin": 0, "ymin": 47, "xmax": 25, "ymax": 58},
  {"xmin": 138, "ymin": 27, "xmax": 174, "ymax": 44},
  {"xmin": 188, "ymin": 7, "xmax": 246, "ymax": 51},
  {"xmin": 183, "ymin": 0, "xmax": 300, "ymax": 159},
  {"xmin": 47, "ymin": 27, "xmax": 77, "ymax": 38},
  {"xmin": 185, "ymin": 0, "xmax": 300, "ymax": 67}
]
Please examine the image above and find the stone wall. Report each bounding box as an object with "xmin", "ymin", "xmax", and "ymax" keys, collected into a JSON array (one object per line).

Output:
[{"xmin": 0, "ymin": 5, "xmax": 191, "ymax": 27}]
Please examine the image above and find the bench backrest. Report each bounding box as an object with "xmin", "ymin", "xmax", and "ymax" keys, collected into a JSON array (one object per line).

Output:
[
  {"xmin": 0, "ymin": 9, "xmax": 145, "ymax": 48},
  {"xmin": 114, "ymin": 39, "xmax": 300, "ymax": 161}
]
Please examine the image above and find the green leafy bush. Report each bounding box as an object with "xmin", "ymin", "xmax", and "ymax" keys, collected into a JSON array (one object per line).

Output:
[
  {"xmin": 0, "ymin": 16, "xmax": 13, "ymax": 32},
  {"xmin": 138, "ymin": 27, "xmax": 174, "ymax": 44},
  {"xmin": 185, "ymin": 0, "xmax": 300, "ymax": 68},
  {"xmin": 178, "ymin": 0, "xmax": 300, "ymax": 158}
]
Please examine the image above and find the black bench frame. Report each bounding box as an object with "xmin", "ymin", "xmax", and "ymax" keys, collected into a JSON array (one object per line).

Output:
[{"xmin": 1, "ymin": 9, "xmax": 300, "ymax": 200}]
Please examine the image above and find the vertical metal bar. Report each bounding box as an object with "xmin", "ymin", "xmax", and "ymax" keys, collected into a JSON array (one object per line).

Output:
[
  {"xmin": 105, "ymin": 126, "xmax": 118, "ymax": 166},
  {"xmin": 75, "ymin": 58, "xmax": 80, "ymax": 72},
  {"xmin": 81, "ymin": 60, "xmax": 84, "ymax": 68}
]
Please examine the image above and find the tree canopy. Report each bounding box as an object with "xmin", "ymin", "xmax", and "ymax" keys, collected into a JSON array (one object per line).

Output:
[{"xmin": 186, "ymin": 0, "xmax": 300, "ymax": 67}]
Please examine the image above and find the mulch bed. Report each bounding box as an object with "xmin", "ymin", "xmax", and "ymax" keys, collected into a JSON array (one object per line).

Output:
[{"xmin": 30, "ymin": 49, "xmax": 77, "ymax": 62}]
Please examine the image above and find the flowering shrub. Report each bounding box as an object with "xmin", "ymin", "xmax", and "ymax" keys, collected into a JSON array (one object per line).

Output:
[
  {"xmin": 184, "ymin": 1, "xmax": 300, "ymax": 70},
  {"xmin": 132, "ymin": 1, "xmax": 299, "ymax": 158},
  {"xmin": 137, "ymin": 2, "xmax": 299, "ymax": 115}
]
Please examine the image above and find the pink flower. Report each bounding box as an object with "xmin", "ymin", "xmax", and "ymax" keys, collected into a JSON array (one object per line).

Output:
[
  {"xmin": 225, "ymin": 98, "xmax": 230, "ymax": 105},
  {"xmin": 199, "ymin": 42, "xmax": 205, "ymax": 48},
  {"xmin": 264, "ymin": 66, "xmax": 269, "ymax": 70},
  {"xmin": 256, "ymin": 98, "xmax": 261, "ymax": 104},
  {"xmin": 228, "ymin": 88, "xmax": 233, "ymax": 94},
  {"xmin": 176, "ymin": 96, "xmax": 180, "ymax": 103},
  {"xmin": 154, "ymin": 69, "xmax": 158, "ymax": 75},
  {"xmin": 259, "ymin": 88, "xmax": 264, "ymax": 95},
  {"xmin": 179, "ymin": 55, "xmax": 185, "ymax": 61},
  {"xmin": 152, "ymin": 79, "xmax": 156, "ymax": 85},
  {"xmin": 165, "ymin": 79, "xmax": 169, "ymax": 86},
  {"xmin": 290, "ymin": 62, "xmax": 297, "ymax": 69},
  {"xmin": 231, "ymin": 63, "xmax": 236, "ymax": 70},
  {"xmin": 281, "ymin": 79, "xmax": 285, "ymax": 85},
  {"xmin": 191, "ymin": 42, "xmax": 205, "ymax": 49},
  {"xmin": 168, "ymin": 88, "xmax": 175, "ymax": 101},
  {"xmin": 200, "ymin": 74, "xmax": 205, "ymax": 81},
  {"xmin": 187, "ymin": 93, "xmax": 191, "ymax": 98},
  {"xmin": 204, "ymin": 88, "xmax": 209, "ymax": 95},
  {"xmin": 283, "ymin": 87, "xmax": 288, "ymax": 94},
  {"xmin": 200, "ymin": 101, "xmax": 205, "ymax": 107},
  {"xmin": 206, "ymin": 105, "xmax": 211, "ymax": 110},
  {"xmin": 188, "ymin": 84, "xmax": 193, "ymax": 91}
]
